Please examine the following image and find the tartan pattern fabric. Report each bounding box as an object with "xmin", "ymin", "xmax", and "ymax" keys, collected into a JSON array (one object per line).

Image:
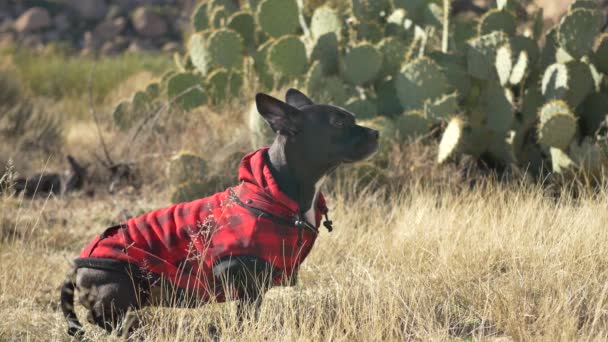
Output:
[{"xmin": 78, "ymin": 147, "xmax": 328, "ymax": 302}]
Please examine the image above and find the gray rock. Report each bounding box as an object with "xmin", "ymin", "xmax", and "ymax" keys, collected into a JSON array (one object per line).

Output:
[
  {"xmin": 100, "ymin": 41, "xmax": 120, "ymax": 55},
  {"xmin": 94, "ymin": 17, "xmax": 126, "ymax": 41},
  {"xmin": 68, "ymin": 0, "xmax": 108, "ymax": 21},
  {"xmin": 132, "ymin": 7, "xmax": 167, "ymax": 38},
  {"xmin": 53, "ymin": 14, "xmax": 70, "ymax": 32},
  {"xmin": 127, "ymin": 39, "xmax": 154, "ymax": 53},
  {"xmin": 43, "ymin": 30, "xmax": 61, "ymax": 43},
  {"xmin": 162, "ymin": 41, "xmax": 180, "ymax": 52},
  {"xmin": 14, "ymin": 7, "xmax": 51, "ymax": 32}
]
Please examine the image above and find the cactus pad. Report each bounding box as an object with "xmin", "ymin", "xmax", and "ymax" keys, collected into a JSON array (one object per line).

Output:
[
  {"xmin": 378, "ymin": 37, "xmax": 408, "ymax": 77},
  {"xmin": 207, "ymin": 29, "xmax": 244, "ymax": 70},
  {"xmin": 171, "ymin": 181, "xmax": 209, "ymax": 204},
  {"xmin": 569, "ymin": 0, "xmax": 601, "ymax": 12},
  {"xmin": 424, "ymin": 93, "xmax": 459, "ymax": 121},
  {"xmin": 580, "ymin": 92, "xmax": 608, "ymax": 136},
  {"xmin": 311, "ymin": 6, "xmax": 342, "ymax": 41},
  {"xmin": 353, "ymin": 21, "xmax": 384, "ymax": 43},
  {"xmin": 438, "ymin": 116, "xmax": 466, "ymax": 163},
  {"xmin": 189, "ymin": 31, "xmax": 212, "ymax": 75},
  {"xmin": 210, "ymin": 6, "xmax": 229, "ymax": 28},
  {"xmin": 167, "ymin": 72, "xmax": 206, "ymax": 111},
  {"xmin": 205, "ymin": 69, "xmax": 229, "ymax": 103},
  {"xmin": 253, "ymin": 39, "xmax": 275, "ymax": 90},
  {"xmin": 340, "ymin": 43, "xmax": 382, "ymax": 86},
  {"xmin": 478, "ymin": 9, "xmax": 517, "ymax": 36},
  {"xmin": 550, "ymin": 147, "xmax": 576, "ymax": 174},
  {"xmin": 593, "ymin": 33, "xmax": 608, "ymax": 74},
  {"xmin": 557, "ymin": 8, "xmax": 602, "ymax": 59},
  {"xmin": 509, "ymin": 50, "xmax": 529, "ymax": 85},
  {"xmin": 395, "ymin": 111, "xmax": 431, "ymax": 140},
  {"xmin": 538, "ymin": 100, "xmax": 577, "ymax": 149},
  {"xmin": 227, "ymin": 11, "xmax": 256, "ymax": 47},
  {"xmin": 267, "ymin": 36, "xmax": 308, "ymax": 78},
  {"xmin": 466, "ymin": 31, "xmax": 509, "ymax": 80},
  {"xmin": 375, "ymin": 78, "xmax": 404, "ymax": 116},
  {"xmin": 344, "ymin": 98, "xmax": 377, "ymax": 120},
  {"xmin": 311, "ymin": 32, "xmax": 339, "ymax": 75},
  {"xmin": 306, "ymin": 61, "xmax": 353, "ymax": 106},
  {"xmin": 482, "ymin": 82, "xmax": 514, "ymax": 134},
  {"xmin": 168, "ymin": 151, "xmax": 208, "ymax": 187},
  {"xmin": 541, "ymin": 61, "xmax": 594, "ymax": 108},
  {"xmin": 257, "ymin": 0, "xmax": 299, "ymax": 38},
  {"xmin": 428, "ymin": 51, "xmax": 471, "ymax": 100},
  {"xmin": 395, "ymin": 57, "xmax": 449, "ymax": 111},
  {"xmin": 495, "ymin": 44, "xmax": 513, "ymax": 86},
  {"xmin": 112, "ymin": 100, "xmax": 133, "ymax": 131},
  {"xmin": 191, "ymin": 2, "xmax": 209, "ymax": 32}
]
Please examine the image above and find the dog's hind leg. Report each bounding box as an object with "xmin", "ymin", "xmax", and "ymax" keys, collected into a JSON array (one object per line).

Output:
[{"xmin": 76, "ymin": 267, "xmax": 145, "ymax": 335}]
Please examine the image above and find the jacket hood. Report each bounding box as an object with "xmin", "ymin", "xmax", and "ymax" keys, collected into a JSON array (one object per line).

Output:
[{"xmin": 237, "ymin": 147, "xmax": 328, "ymax": 227}]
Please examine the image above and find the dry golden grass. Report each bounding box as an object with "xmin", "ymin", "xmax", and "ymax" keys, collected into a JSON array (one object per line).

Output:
[{"xmin": 2, "ymin": 179, "xmax": 608, "ymax": 341}]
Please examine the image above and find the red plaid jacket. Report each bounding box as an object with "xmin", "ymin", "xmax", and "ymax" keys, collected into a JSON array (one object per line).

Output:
[{"xmin": 77, "ymin": 148, "xmax": 328, "ymax": 302}]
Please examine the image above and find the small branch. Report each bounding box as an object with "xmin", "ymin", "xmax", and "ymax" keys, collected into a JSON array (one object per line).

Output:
[
  {"xmin": 87, "ymin": 64, "xmax": 114, "ymax": 166},
  {"xmin": 442, "ymin": 0, "xmax": 451, "ymax": 53}
]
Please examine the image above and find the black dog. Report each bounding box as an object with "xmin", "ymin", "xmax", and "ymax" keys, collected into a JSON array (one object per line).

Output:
[{"xmin": 60, "ymin": 89, "xmax": 379, "ymax": 336}]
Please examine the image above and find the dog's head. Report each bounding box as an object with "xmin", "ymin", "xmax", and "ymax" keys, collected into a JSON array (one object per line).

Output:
[{"xmin": 255, "ymin": 88, "xmax": 379, "ymax": 168}]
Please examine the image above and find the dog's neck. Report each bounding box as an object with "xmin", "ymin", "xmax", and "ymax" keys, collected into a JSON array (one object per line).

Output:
[{"xmin": 267, "ymin": 138, "xmax": 327, "ymax": 218}]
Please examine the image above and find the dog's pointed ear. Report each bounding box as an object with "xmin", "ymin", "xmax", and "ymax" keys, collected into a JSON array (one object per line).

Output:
[
  {"xmin": 256, "ymin": 93, "xmax": 303, "ymax": 136},
  {"xmin": 285, "ymin": 88, "xmax": 314, "ymax": 108}
]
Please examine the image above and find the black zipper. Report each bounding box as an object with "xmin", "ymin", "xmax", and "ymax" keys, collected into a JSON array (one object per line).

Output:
[{"xmin": 228, "ymin": 188, "xmax": 318, "ymax": 234}]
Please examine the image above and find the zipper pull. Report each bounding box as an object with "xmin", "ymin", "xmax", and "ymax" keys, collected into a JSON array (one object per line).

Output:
[{"xmin": 322, "ymin": 212, "xmax": 333, "ymax": 233}]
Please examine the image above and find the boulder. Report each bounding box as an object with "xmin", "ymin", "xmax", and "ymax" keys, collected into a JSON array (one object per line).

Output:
[
  {"xmin": 68, "ymin": 0, "xmax": 108, "ymax": 21},
  {"xmin": 14, "ymin": 7, "xmax": 51, "ymax": 32},
  {"xmin": 132, "ymin": 7, "xmax": 167, "ymax": 38},
  {"xmin": 94, "ymin": 17, "xmax": 126, "ymax": 41},
  {"xmin": 53, "ymin": 14, "xmax": 70, "ymax": 32}
]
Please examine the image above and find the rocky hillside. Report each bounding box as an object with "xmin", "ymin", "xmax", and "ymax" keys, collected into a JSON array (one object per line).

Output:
[{"xmin": 0, "ymin": 0, "xmax": 210, "ymax": 55}]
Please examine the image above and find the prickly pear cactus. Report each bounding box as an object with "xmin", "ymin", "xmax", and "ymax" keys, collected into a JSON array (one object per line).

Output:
[
  {"xmin": 257, "ymin": 0, "xmax": 299, "ymax": 38},
  {"xmin": 171, "ymin": 181, "xmax": 210, "ymax": 204},
  {"xmin": 167, "ymin": 72, "xmax": 207, "ymax": 111},
  {"xmin": 438, "ymin": 116, "xmax": 466, "ymax": 164},
  {"xmin": 192, "ymin": 2, "xmax": 209, "ymax": 32},
  {"xmin": 311, "ymin": 6, "xmax": 342, "ymax": 41},
  {"xmin": 424, "ymin": 92, "xmax": 459, "ymax": 121},
  {"xmin": 395, "ymin": 57, "xmax": 449, "ymax": 111},
  {"xmin": 311, "ymin": 32, "xmax": 339, "ymax": 75},
  {"xmin": 378, "ymin": 37, "xmax": 408, "ymax": 77},
  {"xmin": 340, "ymin": 43, "xmax": 382, "ymax": 86},
  {"xmin": 557, "ymin": 8, "xmax": 602, "ymax": 60},
  {"xmin": 207, "ymin": 29, "xmax": 244, "ymax": 70},
  {"xmin": 541, "ymin": 61, "xmax": 594, "ymax": 109},
  {"xmin": 395, "ymin": 111, "xmax": 431, "ymax": 140},
  {"xmin": 478, "ymin": 9, "xmax": 516, "ymax": 36},
  {"xmin": 168, "ymin": 151, "xmax": 208, "ymax": 187},
  {"xmin": 466, "ymin": 31, "xmax": 509, "ymax": 80},
  {"xmin": 227, "ymin": 11, "xmax": 256, "ymax": 47},
  {"xmin": 267, "ymin": 36, "xmax": 308, "ymax": 78},
  {"xmin": 344, "ymin": 98, "xmax": 377, "ymax": 120},
  {"xmin": 537, "ymin": 100, "xmax": 577, "ymax": 150}
]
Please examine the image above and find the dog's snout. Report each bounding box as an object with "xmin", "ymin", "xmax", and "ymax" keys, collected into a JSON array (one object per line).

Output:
[{"xmin": 369, "ymin": 129, "xmax": 379, "ymax": 140}]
